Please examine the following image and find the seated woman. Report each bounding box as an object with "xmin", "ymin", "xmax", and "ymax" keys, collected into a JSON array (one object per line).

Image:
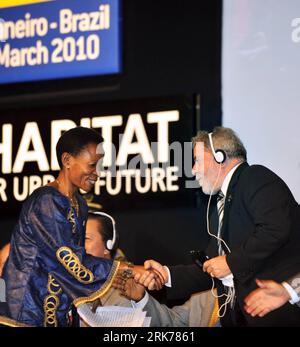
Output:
[
  {"xmin": 0, "ymin": 127, "xmax": 162, "ymax": 327},
  {"xmin": 83, "ymin": 211, "xmax": 219, "ymax": 327},
  {"xmin": 84, "ymin": 211, "xmax": 131, "ymax": 308}
]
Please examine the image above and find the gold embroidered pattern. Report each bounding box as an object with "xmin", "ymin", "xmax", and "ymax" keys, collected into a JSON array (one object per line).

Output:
[
  {"xmin": 43, "ymin": 274, "xmax": 62, "ymax": 327},
  {"xmin": 0, "ymin": 315, "xmax": 33, "ymax": 327},
  {"xmin": 56, "ymin": 246, "xmax": 94, "ymax": 284},
  {"xmin": 47, "ymin": 274, "xmax": 62, "ymax": 295},
  {"xmin": 74, "ymin": 260, "xmax": 120, "ymax": 307},
  {"xmin": 43, "ymin": 294, "xmax": 59, "ymax": 327},
  {"xmin": 67, "ymin": 207, "xmax": 77, "ymax": 234}
]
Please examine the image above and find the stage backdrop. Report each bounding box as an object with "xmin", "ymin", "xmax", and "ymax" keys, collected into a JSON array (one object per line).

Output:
[
  {"xmin": 222, "ymin": 0, "xmax": 300, "ymax": 202},
  {"xmin": 0, "ymin": 95, "xmax": 196, "ymax": 216}
]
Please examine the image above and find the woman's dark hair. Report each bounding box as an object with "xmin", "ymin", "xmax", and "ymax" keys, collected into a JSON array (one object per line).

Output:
[
  {"xmin": 88, "ymin": 212, "xmax": 119, "ymax": 259},
  {"xmin": 56, "ymin": 126, "xmax": 103, "ymax": 168}
]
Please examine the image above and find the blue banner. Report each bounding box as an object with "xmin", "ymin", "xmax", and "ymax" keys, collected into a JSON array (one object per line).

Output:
[{"xmin": 0, "ymin": 0, "xmax": 121, "ymax": 84}]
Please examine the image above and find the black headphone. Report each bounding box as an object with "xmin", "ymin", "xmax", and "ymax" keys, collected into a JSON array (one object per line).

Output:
[
  {"xmin": 89, "ymin": 211, "xmax": 116, "ymax": 250},
  {"xmin": 208, "ymin": 132, "xmax": 226, "ymax": 164}
]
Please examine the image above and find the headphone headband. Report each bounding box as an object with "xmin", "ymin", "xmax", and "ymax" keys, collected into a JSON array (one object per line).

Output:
[{"xmin": 88, "ymin": 211, "xmax": 116, "ymax": 250}]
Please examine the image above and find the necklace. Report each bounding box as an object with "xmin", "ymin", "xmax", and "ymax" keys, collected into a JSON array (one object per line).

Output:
[{"xmin": 56, "ymin": 179, "xmax": 79, "ymax": 216}]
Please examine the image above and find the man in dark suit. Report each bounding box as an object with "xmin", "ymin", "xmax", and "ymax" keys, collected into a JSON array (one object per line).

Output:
[{"xmin": 138, "ymin": 127, "xmax": 300, "ymax": 326}]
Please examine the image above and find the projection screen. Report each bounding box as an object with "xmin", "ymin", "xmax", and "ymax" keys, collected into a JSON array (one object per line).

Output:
[{"xmin": 222, "ymin": 0, "xmax": 300, "ymax": 202}]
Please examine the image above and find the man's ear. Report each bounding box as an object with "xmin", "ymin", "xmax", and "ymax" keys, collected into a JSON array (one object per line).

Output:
[{"xmin": 61, "ymin": 152, "xmax": 72, "ymax": 169}]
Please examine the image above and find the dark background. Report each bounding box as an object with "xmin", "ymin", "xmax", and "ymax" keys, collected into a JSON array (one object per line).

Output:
[{"xmin": 0, "ymin": 0, "xmax": 222, "ymax": 275}]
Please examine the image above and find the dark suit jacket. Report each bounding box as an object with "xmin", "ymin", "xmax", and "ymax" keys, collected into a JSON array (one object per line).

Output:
[{"xmin": 168, "ymin": 163, "xmax": 300, "ymax": 326}]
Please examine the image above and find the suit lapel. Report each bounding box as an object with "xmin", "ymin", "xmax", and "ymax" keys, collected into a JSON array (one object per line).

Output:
[{"xmin": 221, "ymin": 162, "xmax": 249, "ymax": 248}]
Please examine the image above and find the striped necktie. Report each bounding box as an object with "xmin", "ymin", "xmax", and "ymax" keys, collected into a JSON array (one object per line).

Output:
[
  {"xmin": 217, "ymin": 191, "xmax": 225, "ymax": 255},
  {"xmin": 217, "ymin": 191, "xmax": 236, "ymax": 308}
]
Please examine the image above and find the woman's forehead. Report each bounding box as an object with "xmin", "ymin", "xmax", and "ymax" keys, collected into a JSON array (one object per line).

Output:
[{"xmin": 77, "ymin": 143, "xmax": 102, "ymax": 160}]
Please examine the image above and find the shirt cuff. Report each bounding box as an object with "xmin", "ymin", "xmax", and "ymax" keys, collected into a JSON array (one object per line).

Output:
[
  {"xmin": 164, "ymin": 266, "xmax": 172, "ymax": 287},
  {"xmin": 282, "ymin": 282, "xmax": 300, "ymax": 304},
  {"xmin": 131, "ymin": 291, "xmax": 149, "ymax": 309},
  {"xmin": 220, "ymin": 273, "xmax": 234, "ymax": 287}
]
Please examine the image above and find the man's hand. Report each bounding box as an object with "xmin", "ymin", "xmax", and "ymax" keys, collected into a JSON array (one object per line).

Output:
[
  {"xmin": 134, "ymin": 260, "xmax": 169, "ymax": 290},
  {"xmin": 203, "ymin": 255, "xmax": 231, "ymax": 278},
  {"xmin": 133, "ymin": 265, "xmax": 165, "ymax": 290},
  {"xmin": 115, "ymin": 262, "xmax": 165, "ymax": 294},
  {"xmin": 244, "ymin": 279, "xmax": 291, "ymax": 317}
]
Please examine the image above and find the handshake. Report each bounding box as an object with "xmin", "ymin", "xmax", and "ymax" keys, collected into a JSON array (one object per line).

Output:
[{"xmin": 114, "ymin": 260, "xmax": 168, "ymax": 301}]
